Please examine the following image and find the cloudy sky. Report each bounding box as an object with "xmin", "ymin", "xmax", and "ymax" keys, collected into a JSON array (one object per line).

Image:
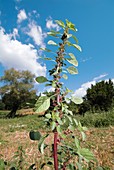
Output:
[{"xmin": 0, "ymin": 0, "xmax": 114, "ymax": 96}]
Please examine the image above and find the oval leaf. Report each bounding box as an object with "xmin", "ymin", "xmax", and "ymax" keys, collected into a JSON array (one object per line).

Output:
[
  {"xmin": 66, "ymin": 58, "xmax": 78, "ymax": 67},
  {"xmin": 45, "ymin": 113, "xmax": 51, "ymax": 119},
  {"xmin": 48, "ymin": 40, "xmax": 57, "ymax": 46},
  {"xmin": 55, "ymin": 20, "xmax": 65, "ymax": 28},
  {"xmin": 44, "ymin": 57, "xmax": 52, "ymax": 60},
  {"xmin": 62, "ymin": 74, "xmax": 68, "ymax": 80},
  {"xmin": 29, "ymin": 131, "xmax": 41, "ymax": 141},
  {"xmin": 51, "ymin": 121, "xmax": 56, "ymax": 131},
  {"xmin": 40, "ymin": 47, "xmax": 52, "ymax": 52},
  {"xmin": 38, "ymin": 134, "xmax": 49, "ymax": 154},
  {"xmin": 73, "ymin": 44, "xmax": 82, "ymax": 52},
  {"xmin": 47, "ymin": 31, "xmax": 60, "ymax": 37},
  {"xmin": 72, "ymin": 35, "xmax": 79, "ymax": 44},
  {"xmin": 36, "ymin": 76, "xmax": 48, "ymax": 83},
  {"xmin": 71, "ymin": 96, "xmax": 83, "ymax": 104},
  {"xmin": 66, "ymin": 19, "xmax": 77, "ymax": 31},
  {"xmin": 67, "ymin": 66, "xmax": 78, "ymax": 74},
  {"xmin": 35, "ymin": 96, "xmax": 50, "ymax": 113},
  {"xmin": 78, "ymin": 148, "xmax": 96, "ymax": 162},
  {"xmin": 68, "ymin": 53, "xmax": 76, "ymax": 60}
]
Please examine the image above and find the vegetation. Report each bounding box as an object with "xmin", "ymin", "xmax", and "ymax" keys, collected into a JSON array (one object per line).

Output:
[
  {"xmin": 86, "ymin": 79, "xmax": 114, "ymax": 112},
  {"xmin": 69, "ymin": 80, "xmax": 114, "ymax": 116},
  {"xmin": 28, "ymin": 19, "xmax": 99, "ymax": 170},
  {"xmin": 0, "ymin": 110, "xmax": 114, "ymax": 169},
  {"xmin": 0, "ymin": 68, "xmax": 36, "ymax": 118}
]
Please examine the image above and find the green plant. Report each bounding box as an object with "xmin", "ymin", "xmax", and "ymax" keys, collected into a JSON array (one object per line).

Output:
[
  {"xmin": 6, "ymin": 145, "xmax": 27, "ymax": 170},
  {"xmin": 29, "ymin": 19, "xmax": 96, "ymax": 170}
]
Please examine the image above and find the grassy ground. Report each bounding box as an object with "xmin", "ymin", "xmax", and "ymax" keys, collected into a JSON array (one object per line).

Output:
[{"xmin": 0, "ymin": 110, "xmax": 114, "ymax": 169}]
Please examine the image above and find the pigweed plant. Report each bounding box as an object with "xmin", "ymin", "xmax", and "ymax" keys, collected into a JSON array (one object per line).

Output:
[{"xmin": 30, "ymin": 20, "xmax": 96, "ymax": 170}]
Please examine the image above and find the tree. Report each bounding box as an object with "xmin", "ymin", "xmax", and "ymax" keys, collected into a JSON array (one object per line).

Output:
[
  {"xmin": 0, "ymin": 68, "xmax": 36, "ymax": 118},
  {"xmin": 85, "ymin": 79, "xmax": 114, "ymax": 112}
]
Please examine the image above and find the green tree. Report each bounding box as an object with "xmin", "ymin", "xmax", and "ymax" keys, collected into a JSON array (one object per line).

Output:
[
  {"xmin": 85, "ymin": 79, "xmax": 114, "ymax": 112},
  {"xmin": 0, "ymin": 68, "xmax": 36, "ymax": 118}
]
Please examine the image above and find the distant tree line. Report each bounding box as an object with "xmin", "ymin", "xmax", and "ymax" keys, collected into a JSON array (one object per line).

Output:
[
  {"xmin": 69, "ymin": 79, "xmax": 114, "ymax": 115},
  {"xmin": 0, "ymin": 68, "xmax": 114, "ymax": 117}
]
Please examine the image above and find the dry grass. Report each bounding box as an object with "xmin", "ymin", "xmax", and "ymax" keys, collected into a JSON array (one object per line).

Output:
[
  {"xmin": 0, "ymin": 110, "xmax": 114, "ymax": 169},
  {"xmin": 0, "ymin": 127, "xmax": 114, "ymax": 169}
]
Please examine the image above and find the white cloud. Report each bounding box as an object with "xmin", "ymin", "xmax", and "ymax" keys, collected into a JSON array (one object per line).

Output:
[
  {"xmin": 112, "ymin": 79, "xmax": 114, "ymax": 84},
  {"xmin": 26, "ymin": 21, "xmax": 46, "ymax": 47},
  {"xmin": 74, "ymin": 80, "xmax": 96, "ymax": 97},
  {"xmin": 28, "ymin": 10, "xmax": 40, "ymax": 18},
  {"xmin": 17, "ymin": 9, "xmax": 27, "ymax": 23},
  {"xmin": 46, "ymin": 17, "xmax": 60, "ymax": 31},
  {"xmin": 93, "ymin": 73, "xmax": 108, "ymax": 81},
  {"xmin": 0, "ymin": 27, "xmax": 46, "ymax": 76},
  {"xmin": 74, "ymin": 74, "xmax": 109, "ymax": 97},
  {"xmin": 10, "ymin": 28, "xmax": 19, "ymax": 39}
]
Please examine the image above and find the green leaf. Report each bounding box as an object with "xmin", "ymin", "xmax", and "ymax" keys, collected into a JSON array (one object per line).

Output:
[
  {"xmin": 57, "ymin": 117, "xmax": 63, "ymax": 125},
  {"xmin": 74, "ymin": 137, "xmax": 80, "ymax": 149},
  {"xmin": 73, "ymin": 118, "xmax": 78, "ymax": 126},
  {"xmin": 51, "ymin": 121, "xmax": 56, "ymax": 131},
  {"xmin": 55, "ymin": 20, "xmax": 65, "ymax": 28},
  {"xmin": 29, "ymin": 131, "xmax": 41, "ymax": 140},
  {"xmin": 68, "ymin": 125, "xmax": 75, "ymax": 131},
  {"xmin": 0, "ymin": 159, "xmax": 5, "ymax": 170},
  {"xmin": 71, "ymin": 96, "xmax": 83, "ymax": 104},
  {"xmin": 66, "ymin": 19, "xmax": 77, "ymax": 31},
  {"xmin": 45, "ymin": 83, "xmax": 52, "ymax": 87},
  {"xmin": 68, "ymin": 53, "xmax": 76, "ymax": 60},
  {"xmin": 67, "ymin": 163, "xmax": 76, "ymax": 170},
  {"xmin": 35, "ymin": 96, "xmax": 50, "ymax": 113},
  {"xmin": 76, "ymin": 162, "xmax": 82, "ymax": 170},
  {"xmin": 40, "ymin": 47, "xmax": 52, "ymax": 52},
  {"xmin": 67, "ymin": 66, "xmax": 78, "ymax": 74},
  {"xmin": 36, "ymin": 76, "xmax": 48, "ymax": 83},
  {"xmin": 45, "ymin": 113, "xmax": 51, "ymax": 119},
  {"xmin": 66, "ymin": 58, "xmax": 78, "ymax": 67},
  {"xmin": 47, "ymin": 31, "xmax": 61, "ymax": 37},
  {"xmin": 72, "ymin": 35, "xmax": 79, "ymax": 44},
  {"xmin": 57, "ymin": 125, "xmax": 62, "ymax": 134},
  {"xmin": 44, "ymin": 57, "xmax": 52, "ymax": 60},
  {"xmin": 66, "ymin": 41, "xmax": 72, "ymax": 47},
  {"xmin": 67, "ymin": 34, "xmax": 72, "ymax": 39},
  {"xmin": 66, "ymin": 115, "xmax": 72, "ymax": 122},
  {"xmin": 65, "ymin": 87, "xmax": 73, "ymax": 93},
  {"xmin": 77, "ymin": 148, "xmax": 96, "ymax": 162},
  {"xmin": 73, "ymin": 44, "xmax": 82, "ymax": 52},
  {"xmin": 48, "ymin": 40, "xmax": 58, "ymax": 46},
  {"xmin": 81, "ymin": 131, "xmax": 86, "ymax": 141},
  {"xmin": 62, "ymin": 74, "xmax": 68, "ymax": 80},
  {"xmin": 38, "ymin": 134, "xmax": 49, "ymax": 154},
  {"xmin": 66, "ymin": 42, "xmax": 82, "ymax": 51}
]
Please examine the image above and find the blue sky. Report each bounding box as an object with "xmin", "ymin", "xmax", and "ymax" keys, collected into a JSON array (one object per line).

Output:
[{"xmin": 0, "ymin": 0, "xmax": 114, "ymax": 96}]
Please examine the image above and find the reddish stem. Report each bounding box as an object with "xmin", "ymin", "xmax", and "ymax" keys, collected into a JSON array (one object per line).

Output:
[{"xmin": 54, "ymin": 131, "xmax": 58, "ymax": 170}]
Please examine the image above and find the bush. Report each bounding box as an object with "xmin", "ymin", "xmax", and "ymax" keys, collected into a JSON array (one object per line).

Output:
[{"xmin": 76, "ymin": 110, "xmax": 114, "ymax": 127}]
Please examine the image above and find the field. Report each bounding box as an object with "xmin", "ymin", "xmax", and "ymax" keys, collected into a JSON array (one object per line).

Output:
[{"xmin": 0, "ymin": 110, "xmax": 114, "ymax": 169}]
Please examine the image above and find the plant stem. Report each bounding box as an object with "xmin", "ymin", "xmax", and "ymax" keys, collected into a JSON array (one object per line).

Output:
[{"xmin": 54, "ymin": 131, "xmax": 58, "ymax": 170}]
